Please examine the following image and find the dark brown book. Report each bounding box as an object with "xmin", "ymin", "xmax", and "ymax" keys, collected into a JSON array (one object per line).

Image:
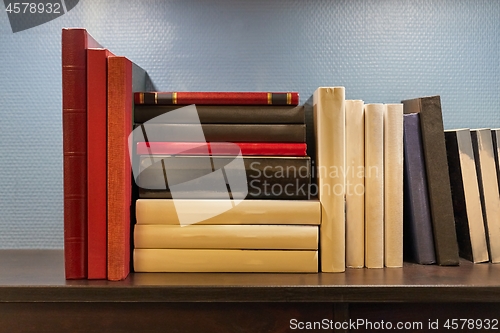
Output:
[
  {"xmin": 402, "ymin": 96, "xmax": 459, "ymax": 266},
  {"xmin": 134, "ymin": 105, "xmax": 305, "ymax": 124},
  {"xmin": 134, "ymin": 124, "xmax": 306, "ymax": 143},
  {"xmin": 136, "ymin": 156, "xmax": 311, "ymax": 200}
]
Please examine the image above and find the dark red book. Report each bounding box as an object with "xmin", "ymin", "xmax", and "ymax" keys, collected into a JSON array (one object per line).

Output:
[
  {"xmin": 62, "ymin": 28, "xmax": 102, "ymax": 280},
  {"xmin": 87, "ymin": 48, "xmax": 114, "ymax": 279},
  {"xmin": 136, "ymin": 142, "xmax": 307, "ymax": 156},
  {"xmin": 134, "ymin": 92, "xmax": 299, "ymax": 106},
  {"xmin": 107, "ymin": 56, "xmax": 132, "ymax": 281}
]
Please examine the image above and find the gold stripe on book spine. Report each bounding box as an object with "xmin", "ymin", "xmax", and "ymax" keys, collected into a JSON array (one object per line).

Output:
[
  {"xmin": 172, "ymin": 92, "xmax": 177, "ymax": 104},
  {"xmin": 287, "ymin": 93, "xmax": 291, "ymax": 105},
  {"xmin": 267, "ymin": 93, "xmax": 272, "ymax": 105},
  {"xmin": 154, "ymin": 92, "xmax": 158, "ymax": 104}
]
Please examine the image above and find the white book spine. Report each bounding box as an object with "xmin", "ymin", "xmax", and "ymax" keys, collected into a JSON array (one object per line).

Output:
[
  {"xmin": 364, "ymin": 104, "xmax": 384, "ymax": 268},
  {"xmin": 384, "ymin": 104, "xmax": 403, "ymax": 267},
  {"xmin": 345, "ymin": 100, "xmax": 365, "ymax": 268}
]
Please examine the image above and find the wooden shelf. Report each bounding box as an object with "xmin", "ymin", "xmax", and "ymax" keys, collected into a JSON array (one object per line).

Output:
[{"xmin": 2, "ymin": 250, "xmax": 500, "ymax": 303}]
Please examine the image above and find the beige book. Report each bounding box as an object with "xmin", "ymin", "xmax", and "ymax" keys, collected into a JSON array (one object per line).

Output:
[
  {"xmin": 364, "ymin": 103, "xmax": 384, "ymax": 268},
  {"xmin": 471, "ymin": 129, "xmax": 500, "ymax": 263},
  {"xmin": 134, "ymin": 249, "xmax": 318, "ymax": 273},
  {"xmin": 135, "ymin": 199, "xmax": 321, "ymax": 225},
  {"xmin": 134, "ymin": 225, "xmax": 318, "ymax": 250},
  {"xmin": 313, "ymin": 87, "xmax": 345, "ymax": 272},
  {"xmin": 384, "ymin": 104, "xmax": 403, "ymax": 267},
  {"xmin": 345, "ymin": 100, "xmax": 365, "ymax": 268}
]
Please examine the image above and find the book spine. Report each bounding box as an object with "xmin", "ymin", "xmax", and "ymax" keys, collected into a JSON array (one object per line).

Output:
[
  {"xmin": 107, "ymin": 56, "xmax": 132, "ymax": 281},
  {"xmin": 313, "ymin": 87, "xmax": 345, "ymax": 272},
  {"xmin": 403, "ymin": 114, "xmax": 436, "ymax": 265},
  {"xmin": 384, "ymin": 104, "xmax": 403, "ymax": 268},
  {"xmin": 345, "ymin": 100, "xmax": 364, "ymax": 268},
  {"xmin": 445, "ymin": 130, "xmax": 488, "ymax": 263},
  {"xmin": 87, "ymin": 49, "xmax": 112, "ymax": 279},
  {"xmin": 136, "ymin": 142, "xmax": 307, "ymax": 156},
  {"xmin": 133, "ymin": 249, "xmax": 318, "ymax": 273},
  {"xmin": 134, "ymin": 92, "xmax": 299, "ymax": 106},
  {"xmin": 471, "ymin": 129, "xmax": 500, "ymax": 263},
  {"xmin": 135, "ymin": 199, "xmax": 321, "ymax": 225},
  {"xmin": 134, "ymin": 105, "xmax": 305, "ymax": 124},
  {"xmin": 134, "ymin": 225, "xmax": 318, "ymax": 250},
  {"xmin": 61, "ymin": 29, "xmax": 99, "ymax": 280},
  {"xmin": 135, "ymin": 124, "xmax": 306, "ymax": 143},
  {"xmin": 402, "ymin": 96, "xmax": 459, "ymax": 266},
  {"xmin": 137, "ymin": 156, "xmax": 311, "ymax": 200},
  {"xmin": 364, "ymin": 104, "xmax": 384, "ymax": 269}
]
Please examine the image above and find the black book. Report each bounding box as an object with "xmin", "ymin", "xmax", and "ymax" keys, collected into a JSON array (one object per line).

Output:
[
  {"xmin": 403, "ymin": 113, "xmax": 436, "ymax": 265},
  {"xmin": 134, "ymin": 105, "xmax": 305, "ymax": 124},
  {"xmin": 134, "ymin": 123, "xmax": 306, "ymax": 143},
  {"xmin": 445, "ymin": 129, "xmax": 488, "ymax": 263},
  {"xmin": 402, "ymin": 96, "xmax": 459, "ymax": 266},
  {"xmin": 136, "ymin": 156, "xmax": 311, "ymax": 200}
]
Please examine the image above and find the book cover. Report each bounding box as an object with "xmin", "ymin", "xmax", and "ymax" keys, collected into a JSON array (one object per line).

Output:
[
  {"xmin": 445, "ymin": 129, "xmax": 488, "ymax": 263},
  {"xmin": 134, "ymin": 124, "xmax": 306, "ymax": 143},
  {"xmin": 87, "ymin": 48, "xmax": 114, "ymax": 279},
  {"xmin": 313, "ymin": 87, "xmax": 345, "ymax": 272},
  {"xmin": 137, "ymin": 156, "xmax": 311, "ymax": 200},
  {"xmin": 136, "ymin": 142, "xmax": 307, "ymax": 156},
  {"xmin": 384, "ymin": 104, "xmax": 404, "ymax": 268},
  {"xmin": 134, "ymin": 92, "xmax": 299, "ymax": 106},
  {"xmin": 134, "ymin": 105, "xmax": 305, "ymax": 124},
  {"xmin": 134, "ymin": 249, "xmax": 318, "ymax": 273},
  {"xmin": 134, "ymin": 225, "xmax": 318, "ymax": 250},
  {"xmin": 364, "ymin": 104, "xmax": 384, "ymax": 269},
  {"xmin": 107, "ymin": 56, "xmax": 132, "ymax": 281},
  {"xmin": 470, "ymin": 129, "xmax": 500, "ymax": 263},
  {"xmin": 345, "ymin": 100, "xmax": 365, "ymax": 268},
  {"xmin": 403, "ymin": 114, "xmax": 436, "ymax": 265},
  {"xmin": 402, "ymin": 96, "xmax": 459, "ymax": 266},
  {"xmin": 135, "ymin": 199, "xmax": 321, "ymax": 225},
  {"xmin": 62, "ymin": 28, "xmax": 102, "ymax": 280}
]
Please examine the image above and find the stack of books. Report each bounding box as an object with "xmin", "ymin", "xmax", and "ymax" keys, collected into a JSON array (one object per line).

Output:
[{"xmin": 131, "ymin": 92, "xmax": 320, "ymax": 272}]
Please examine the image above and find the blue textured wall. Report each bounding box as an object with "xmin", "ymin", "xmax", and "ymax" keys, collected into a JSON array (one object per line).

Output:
[{"xmin": 0, "ymin": 0, "xmax": 499, "ymax": 248}]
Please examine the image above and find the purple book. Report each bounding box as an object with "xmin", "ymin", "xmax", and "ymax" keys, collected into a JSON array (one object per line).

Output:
[{"xmin": 403, "ymin": 113, "xmax": 436, "ymax": 264}]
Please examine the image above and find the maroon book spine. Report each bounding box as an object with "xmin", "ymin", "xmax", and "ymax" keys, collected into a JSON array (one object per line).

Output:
[
  {"xmin": 62, "ymin": 28, "xmax": 101, "ymax": 279},
  {"xmin": 134, "ymin": 92, "xmax": 299, "ymax": 106},
  {"xmin": 136, "ymin": 142, "xmax": 307, "ymax": 156}
]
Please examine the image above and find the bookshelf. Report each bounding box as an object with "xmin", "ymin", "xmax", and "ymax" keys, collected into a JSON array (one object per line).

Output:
[{"xmin": 2, "ymin": 250, "xmax": 500, "ymax": 332}]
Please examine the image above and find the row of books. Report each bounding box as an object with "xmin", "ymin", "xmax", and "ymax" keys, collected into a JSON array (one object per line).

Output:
[{"xmin": 132, "ymin": 92, "xmax": 320, "ymax": 273}]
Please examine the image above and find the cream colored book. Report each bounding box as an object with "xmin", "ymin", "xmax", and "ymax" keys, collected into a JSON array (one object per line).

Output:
[
  {"xmin": 345, "ymin": 100, "xmax": 365, "ymax": 268},
  {"xmin": 134, "ymin": 249, "xmax": 318, "ymax": 273},
  {"xmin": 313, "ymin": 87, "xmax": 345, "ymax": 272},
  {"xmin": 135, "ymin": 199, "xmax": 320, "ymax": 225},
  {"xmin": 471, "ymin": 129, "xmax": 500, "ymax": 263},
  {"xmin": 134, "ymin": 225, "xmax": 318, "ymax": 250},
  {"xmin": 384, "ymin": 104, "xmax": 403, "ymax": 268},
  {"xmin": 364, "ymin": 103, "xmax": 384, "ymax": 268}
]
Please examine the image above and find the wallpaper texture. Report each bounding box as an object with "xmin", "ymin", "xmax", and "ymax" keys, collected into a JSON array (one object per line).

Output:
[{"xmin": 0, "ymin": 0, "xmax": 498, "ymax": 248}]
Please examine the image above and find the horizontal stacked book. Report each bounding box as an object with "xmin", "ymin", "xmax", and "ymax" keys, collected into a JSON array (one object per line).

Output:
[{"xmin": 131, "ymin": 92, "xmax": 319, "ymax": 272}]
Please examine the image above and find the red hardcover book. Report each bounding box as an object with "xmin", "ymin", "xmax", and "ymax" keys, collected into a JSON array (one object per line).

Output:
[
  {"xmin": 134, "ymin": 92, "xmax": 299, "ymax": 106},
  {"xmin": 62, "ymin": 28, "xmax": 102, "ymax": 279},
  {"xmin": 87, "ymin": 48, "xmax": 114, "ymax": 279},
  {"xmin": 136, "ymin": 142, "xmax": 307, "ymax": 156},
  {"xmin": 107, "ymin": 56, "xmax": 132, "ymax": 281}
]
